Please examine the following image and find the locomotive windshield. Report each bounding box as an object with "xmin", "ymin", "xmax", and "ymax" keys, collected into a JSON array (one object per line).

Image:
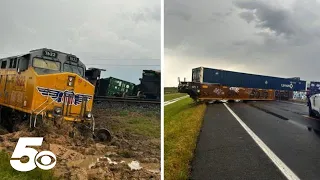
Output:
[
  {"xmin": 63, "ymin": 63, "xmax": 84, "ymax": 77},
  {"xmin": 33, "ymin": 58, "xmax": 61, "ymax": 71}
]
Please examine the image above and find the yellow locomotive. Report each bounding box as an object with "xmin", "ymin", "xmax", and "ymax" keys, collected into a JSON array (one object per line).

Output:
[{"xmin": 0, "ymin": 48, "xmax": 110, "ymax": 140}]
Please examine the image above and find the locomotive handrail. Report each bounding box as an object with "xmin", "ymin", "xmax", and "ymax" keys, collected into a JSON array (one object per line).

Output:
[
  {"xmin": 30, "ymin": 95, "xmax": 50, "ymax": 128},
  {"xmin": 33, "ymin": 94, "xmax": 50, "ymax": 113},
  {"xmin": 33, "ymin": 99, "xmax": 56, "ymax": 128}
]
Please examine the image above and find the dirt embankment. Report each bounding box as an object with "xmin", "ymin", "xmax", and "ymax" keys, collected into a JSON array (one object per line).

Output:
[{"xmin": 0, "ymin": 106, "xmax": 160, "ymax": 180}]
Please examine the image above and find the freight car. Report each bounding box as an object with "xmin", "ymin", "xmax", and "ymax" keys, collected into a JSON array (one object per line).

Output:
[
  {"xmin": 0, "ymin": 48, "xmax": 111, "ymax": 140},
  {"xmin": 192, "ymin": 67, "xmax": 306, "ymax": 91},
  {"xmin": 178, "ymin": 81, "xmax": 294, "ymax": 102},
  {"xmin": 95, "ymin": 77, "xmax": 136, "ymax": 97},
  {"xmin": 87, "ymin": 69, "xmax": 161, "ymax": 100},
  {"xmin": 136, "ymin": 70, "xmax": 161, "ymax": 100},
  {"xmin": 178, "ymin": 81, "xmax": 276, "ymax": 102}
]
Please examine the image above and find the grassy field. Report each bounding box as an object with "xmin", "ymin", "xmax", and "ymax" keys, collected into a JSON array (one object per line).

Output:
[
  {"xmin": 164, "ymin": 87, "xmax": 178, "ymax": 94},
  {"xmin": 164, "ymin": 98, "xmax": 207, "ymax": 180},
  {"xmin": 0, "ymin": 150, "xmax": 57, "ymax": 180},
  {"xmin": 105, "ymin": 108, "xmax": 161, "ymax": 139},
  {"xmin": 164, "ymin": 93, "xmax": 187, "ymax": 102}
]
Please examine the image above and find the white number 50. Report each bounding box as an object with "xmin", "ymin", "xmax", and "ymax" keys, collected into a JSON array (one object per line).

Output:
[{"xmin": 10, "ymin": 137, "xmax": 56, "ymax": 172}]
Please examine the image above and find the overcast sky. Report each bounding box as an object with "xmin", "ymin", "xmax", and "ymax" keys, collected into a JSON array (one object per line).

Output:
[
  {"xmin": 0, "ymin": 0, "xmax": 160, "ymax": 84},
  {"xmin": 164, "ymin": 0, "xmax": 320, "ymax": 87}
]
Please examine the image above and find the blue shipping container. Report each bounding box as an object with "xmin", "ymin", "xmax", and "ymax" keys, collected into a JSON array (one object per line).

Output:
[{"xmin": 192, "ymin": 67, "xmax": 306, "ymax": 91}]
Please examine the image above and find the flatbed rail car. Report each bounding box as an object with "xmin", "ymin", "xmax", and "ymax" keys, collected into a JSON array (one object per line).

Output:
[
  {"xmin": 178, "ymin": 81, "xmax": 276, "ymax": 102},
  {"xmin": 0, "ymin": 48, "xmax": 110, "ymax": 140}
]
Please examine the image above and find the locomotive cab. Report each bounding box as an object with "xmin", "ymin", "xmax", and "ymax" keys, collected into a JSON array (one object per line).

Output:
[{"xmin": 0, "ymin": 48, "xmax": 97, "ymax": 133}]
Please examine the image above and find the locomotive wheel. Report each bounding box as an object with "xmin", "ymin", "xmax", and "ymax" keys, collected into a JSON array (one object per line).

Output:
[{"xmin": 94, "ymin": 128, "xmax": 112, "ymax": 142}]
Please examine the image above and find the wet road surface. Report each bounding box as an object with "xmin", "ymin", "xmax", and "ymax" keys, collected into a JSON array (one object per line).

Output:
[{"xmin": 191, "ymin": 101, "xmax": 320, "ymax": 180}]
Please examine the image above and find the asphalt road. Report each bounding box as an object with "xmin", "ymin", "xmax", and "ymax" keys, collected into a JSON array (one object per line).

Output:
[{"xmin": 191, "ymin": 101, "xmax": 320, "ymax": 180}]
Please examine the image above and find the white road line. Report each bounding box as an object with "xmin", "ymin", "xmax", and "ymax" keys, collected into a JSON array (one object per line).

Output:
[
  {"xmin": 287, "ymin": 120, "xmax": 308, "ymax": 130},
  {"xmin": 223, "ymin": 103, "xmax": 300, "ymax": 180},
  {"xmin": 278, "ymin": 101, "xmax": 307, "ymax": 107},
  {"xmin": 164, "ymin": 95, "xmax": 189, "ymax": 106}
]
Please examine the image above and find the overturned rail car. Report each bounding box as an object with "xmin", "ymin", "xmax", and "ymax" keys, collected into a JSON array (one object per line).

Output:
[{"xmin": 178, "ymin": 81, "xmax": 276, "ymax": 102}]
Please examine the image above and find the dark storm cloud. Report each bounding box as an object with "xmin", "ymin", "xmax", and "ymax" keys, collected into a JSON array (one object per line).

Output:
[
  {"xmin": 0, "ymin": 0, "xmax": 160, "ymax": 84},
  {"xmin": 164, "ymin": 0, "xmax": 320, "ymax": 87},
  {"xmin": 235, "ymin": 1, "xmax": 299, "ymax": 39},
  {"xmin": 238, "ymin": 11, "xmax": 255, "ymax": 23}
]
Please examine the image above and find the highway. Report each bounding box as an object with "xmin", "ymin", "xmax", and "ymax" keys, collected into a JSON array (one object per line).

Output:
[{"xmin": 191, "ymin": 101, "xmax": 320, "ymax": 180}]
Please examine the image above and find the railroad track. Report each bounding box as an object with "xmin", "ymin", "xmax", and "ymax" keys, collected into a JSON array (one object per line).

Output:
[{"xmin": 93, "ymin": 96, "xmax": 160, "ymax": 104}]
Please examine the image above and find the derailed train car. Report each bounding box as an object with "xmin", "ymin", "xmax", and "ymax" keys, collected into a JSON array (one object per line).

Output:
[
  {"xmin": 182, "ymin": 67, "xmax": 306, "ymax": 102},
  {"xmin": 178, "ymin": 81, "xmax": 276, "ymax": 102},
  {"xmin": 179, "ymin": 67, "xmax": 309, "ymax": 102},
  {"xmin": 89, "ymin": 69, "xmax": 161, "ymax": 100},
  {"xmin": 192, "ymin": 67, "xmax": 306, "ymax": 91},
  {"xmin": 136, "ymin": 70, "xmax": 161, "ymax": 100},
  {"xmin": 95, "ymin": 77, "xmax": 136, "ymax": 97}
]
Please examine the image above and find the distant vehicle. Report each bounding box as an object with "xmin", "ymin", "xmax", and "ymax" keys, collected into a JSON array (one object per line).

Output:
[
  {"xmin": 308, "ymin": 93, "xmax": 320, "ymax": 118},
  {"xmin": 305, "ymin": 91, "xmax": 320, "ymax": 132}
]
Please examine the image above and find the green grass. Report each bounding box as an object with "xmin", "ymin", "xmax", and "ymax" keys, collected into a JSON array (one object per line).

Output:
[
  {"xmin": 119, "ymin": 110, "xmax": 129, "ymax": 116},
  {"xmin": 126, "ymin": 117, "xmax": 160, "ymax": 138},
  {"xmin": 164, "ymin": 93, "xmax": 187, "ymax": 102},
  {"xmin": 0, "ymin": 150, "xmax": 57, "ymax": 180},
  {"xmin": 164, "ymin": 98, "xmax": 207, "ymax": 180},
  {"xmin": 110, "ymin": 110, "xmax": 160, "ymax": 139}
]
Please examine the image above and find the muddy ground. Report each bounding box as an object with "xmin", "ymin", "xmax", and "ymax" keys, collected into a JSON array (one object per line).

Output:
[{"xmin": 0, "ymin": 104, "xmax": 161, "ymax": 180}]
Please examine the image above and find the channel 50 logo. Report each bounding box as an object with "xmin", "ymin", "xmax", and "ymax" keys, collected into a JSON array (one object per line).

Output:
[{"xmin": 10, "ymin": 137, "xmax": 57, "ymax": 172}]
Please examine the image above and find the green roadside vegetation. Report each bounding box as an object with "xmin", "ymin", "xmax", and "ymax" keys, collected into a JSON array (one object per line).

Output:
[
  {"xmin": 164, "ymin": 98, "xmax": 207, "ymax": 180},
  {"xmin": 164, "ymin": 93, "xmax": 187, "ymax": 102},
  {"xmin": 0, "ymin": 150, "xmax": 57, "ymax": 180}
]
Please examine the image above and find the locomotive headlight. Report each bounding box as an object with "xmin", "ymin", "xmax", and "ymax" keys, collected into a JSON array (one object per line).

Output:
[
  {"xmin": 85, "ymin": 112, "xmax": 92, "ymax": 119},
  {"xmin": 54, "ymin": 107, "xmax": 62, "ymax": 114},
  {"xmin": 67, "ymin": 76, "xmax": 75, "ymax": 87}
]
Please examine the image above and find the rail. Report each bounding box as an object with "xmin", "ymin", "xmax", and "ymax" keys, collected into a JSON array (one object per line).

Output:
[{"xmin": 93, "ymin": 96, "xmax": 160, "ymax": 104}]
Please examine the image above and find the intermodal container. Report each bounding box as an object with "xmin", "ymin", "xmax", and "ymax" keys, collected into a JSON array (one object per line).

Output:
[
  {"xmin": 96, "ymin": 77, "xmax": 136, "ymax": 97},
  {"xmin": 192, "ymin": 67, "xmax": 306, "ymax": 91}
]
